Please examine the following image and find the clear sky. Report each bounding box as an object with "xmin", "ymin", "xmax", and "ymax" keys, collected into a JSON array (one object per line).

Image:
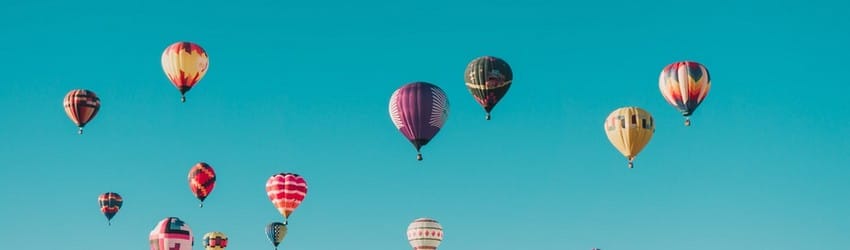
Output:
[{"xmin": 1, "ymin": 0, "xmax": 848, "ymax": 249}]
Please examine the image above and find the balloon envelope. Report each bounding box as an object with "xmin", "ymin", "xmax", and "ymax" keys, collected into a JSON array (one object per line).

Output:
[
  {"xmin": 658, "ymin": 61, "xmax": 711, "ymax": 126},
  {"xmin": 97, "ymin": 192, "xmax": 122, "ymax": 224},
  {"xmin": 388, "ymin": 82, "xmax": 450, "ymax": 160},
  {"xmin": 604, "ymin": 106, "xmax": 655, "ymax": 168},
  {"xmin": 464, "ymin": 56, "xmax": 513, "ymax": 120},
  {"xmin": 188, "ymin": 162, "xmax": 217, "ymax": 207},
  {"xmin": 202, "ymin": 231, "xmax": 228, "ymax": 250},
  {"xmin": 149, "ymin": 217, "xmax": 193, "ymax": 250},
  {"xmin": 266, "ymin": 173, "xmax": 307, "ymax": 224},
  {"xmin": 162, "ymin": 41, "xmax": 209, "ymax": 102},
  {"xmin": 63, "ymin": 89, "xmax": 100, "ymax": 134},
  {"xmin": 407, "ymin": 218, "xmax": 443, "ymax": 250},
  {"xmin": 265, "ymin": 222, "xmax": 288, "ymax": 249}
]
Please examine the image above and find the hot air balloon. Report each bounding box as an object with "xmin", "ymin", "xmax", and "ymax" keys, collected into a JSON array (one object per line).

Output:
[
  {"xmin": 388, "ymin": 82, "xmax": 450, "ymax": 161},
  {"xmin": 202, "ymin": 232, "xmax": 228, "ymax": 250},
  {"xmin": 658, "ymin": 61, "xmax": 711, "ymax": 126},
  {"xmin": 98, "ymin": 192, "xmax": 123, "ymax": 225},
  {"xmin": 265, "ymin": 222, "xmax": 288, "ymax": 250},
  {"xmin": 604, "ymin": 106, "xmax": 655, "ymax": 168},
  {"xmin": 266, "ymin": 173, "xmax": 307, "ymax": 225},
  {"xmin": 149, "ymin": 217, "xmax": 193, "ymax": 250},
  {"xmin": 407, "ymin": 218, "xmax": 443, "ymax": 250},
  {"xmin": 162, "ymin": 41, "xmax": 209, "ymax": 103},
  {"xmin": 63, "ymin": 89, "xmax": 101, "ymax": 134},
  {"xmin": 188, "ymin": 162, "xmax": 216, "ymax": 208},
  {"xmin": 464, "ymin": 56, "xmax": 513, "ymax": 120}
]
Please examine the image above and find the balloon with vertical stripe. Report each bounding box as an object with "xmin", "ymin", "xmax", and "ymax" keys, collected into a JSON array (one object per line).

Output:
[
  {"xmin": 464, "ymin": 56, "xmax": 513, "ymax": 120},
  {"xmin": 97, "ymin": 192, "xmax": 122, "ymax": 226},
  {"xmin": 388, "ymin": 82, "xmax": 450, "ymax": 161},
  {"xmin": 188, "ymin": 162, "xmax": 217, "ymax": 208},
  {"xmin": 604, "ymin": 106, "xmax": 655, "ymax": 168},
  {"xmin": 266, "ymin": 173, "xmax": 307, "ymax": 225},
  {"xmin": 407, "ymin": 218, "xmax": 443, "ymax": 250},
  {"xmin": 63, "ymin": 89, "xmax": 100, "ymax": 134},
  {"xmin": 162, "ymin": 41, "xmax": 209, "ymax": 103},
  {"xmin": 265, "ymin": 222, "xmax": 288, "ymax": 250},
  {"xmin": 658, "ymin": 61, "xmax": 711, "ymax": 126},
  {"xmin": 149, "ymin": 217, "xmax": 193, "ymax": 250},
  {"xmin": 202, "ymin": 231, "xmax": 228, "ymax": 250}
]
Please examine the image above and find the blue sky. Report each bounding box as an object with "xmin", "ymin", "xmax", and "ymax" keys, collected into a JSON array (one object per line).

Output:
[{"xmin": 1, "ymin": 0, "xmax": 848, "ymax": 249}]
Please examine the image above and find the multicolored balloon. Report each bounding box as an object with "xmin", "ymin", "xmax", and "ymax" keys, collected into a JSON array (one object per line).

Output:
[
  {"xmin": 149, "ymin": 217, "xmax": 193, "ymax": 250},
  {"xmin": 162, "ymin": 41, "xmax": 209, "ymax": 103},
  {"xmin": 464, "ymin": 56, "xmax": 513, "ymax": 120},
  {"xmin": 97, "ymin": 192, "xmax": 123, "ymax": 225},
  {"xmin": 407, "ymin": 218, "xmax": 444, "ymax": 250},
  {"xmin": 188, "ymin": 162, "xmax": 217, "ymax": 208},
  {"xmin": 202, "ymin": 232, "xmax": 228, "ymax": 250},
  {"xmin": 658, "ymin": 61, "xmax": 711, "ymax": 126},
  {"xmin": 388, "ymin": 82, "xmax": 450, "ymax": 161},
  {"xmin": 604, "ymin": 106, "xmax": 655, "ymax": 168},
  {"xmin": 266, "ymin": 173, "xmax": 307, "ymax": 225},
  {"xmin": 63, "ymin": 89, "xmax": 101, "ymax": 134},
  {"xmin": 265, "ymin": 222, "xmax": 288, "ymax": 250}
]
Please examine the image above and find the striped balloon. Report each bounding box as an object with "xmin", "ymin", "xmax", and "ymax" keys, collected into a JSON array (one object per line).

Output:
[
  {"xmin": 658, "ymin": 61, "xmax": 711, "ymax": 126},
  {"xmin": 407, "ymin": 218, "xmax": 443, "ymax": 250},
  {"xmin": 63, "ymin": 89, "xmax": 100, "ymax": 134},
  {"xmin": 464, "ymin": 56, "xmax": 513, "ymax": 120},
  {"xmin": 149, "ymin": 217, "xmax": 193, "ymax": 250},
  {"xmin": 161, "ymin": 41, "xmax": 209, "ymax": 103},
  {"xmin": 265, "ymin": 222, "xmax": 288, "ymax": 250},
  {"xmin": 388, "ymin": 82, "xmax": 450, "ymax": 161},
  {"xmin": 188, "ymin": 162, "xmax": 217, "ymax": 208},
  {"xmin": 97, "ymin": 192, "xmax": 123, "ymax": 225},
  {"xmin": 266, "ymin": 173, "xmax": 307, "ymax": 224},
  {"xmin": 202, "ymin": 231, "xmax": 228, "ymax": 250}
]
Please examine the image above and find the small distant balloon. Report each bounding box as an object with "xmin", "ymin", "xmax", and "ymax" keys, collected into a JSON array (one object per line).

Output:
[
  {"xmin": 464, "ymin": 56, "xmax": 513, "ymax": 120},
  {"xmin": 388, "ymin": 82, "xmax": 450, "ymax": 161},
  {"xmin": 265, "ymin": 222, "xmax": 288, "ymax": 250},
  {"xmin": 604, "ymin": 106, "xmax": 655, "ymax": 168},
  {"xmin": 98, "ymin": 192, "xmax": 123, "ymax": 226},
  {"xmin": 149, "ymin": 217, "xmax": 193, "ymax": 250},
  {"xmin": 407, "ymin": 218, "xmax": 443, "ymax": 250},
  {"xmin": 63, "ymin": 89, "xmax": 100, "ymax": 134},
  {"xmin": 659, "ymin": 61, "xmax": 711, "ymax": 126},
  {"xmin": 202, "ymin": 231, "xmax": 228, "ymax": 250},
  {"xmin": 188, "ymin": 162, "xmax": 217, "ymax": 208},
  {"xmin": 266, "ymin": 173, "xmax": 307, "ymax": 225},
  {"xmin": 162, "ymin": 41, "xmax": 209, "ymax": 103}
]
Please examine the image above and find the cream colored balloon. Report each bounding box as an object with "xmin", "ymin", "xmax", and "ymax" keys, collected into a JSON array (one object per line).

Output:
[
  {"xmin": 604, "ymin": 106, "xmax": 655, "ymax": 168},
  {"xmin": 407, "ymin": 218, "xmax": 443, "ymax": 250}
]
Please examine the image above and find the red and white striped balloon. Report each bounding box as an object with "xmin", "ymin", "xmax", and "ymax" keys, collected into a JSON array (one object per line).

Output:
[
  {"xmin": 407, "ymin": 218, "xmax": 443, "ymax": 250},
  {"xmin": 265, "ymin": 173, "xmax": 307, "ymax": 224}
]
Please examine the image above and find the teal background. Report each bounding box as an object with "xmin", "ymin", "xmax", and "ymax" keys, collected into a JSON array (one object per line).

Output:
[{"xmin": 1, "ymin": 0, "xmax": 848, "ymax": 249}]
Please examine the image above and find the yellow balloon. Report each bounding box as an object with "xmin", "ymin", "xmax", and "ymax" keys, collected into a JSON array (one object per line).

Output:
[
  {"xmin": 161, "ymin": 41, "xmax": 209, "ymax": 103},
  {"xmin": 202, "ymin": 231, "xmax": 228, "ymax": 250},
  {"xmin": 604, "ymin": 106, "xmax": 655, "ymax": 168}
]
